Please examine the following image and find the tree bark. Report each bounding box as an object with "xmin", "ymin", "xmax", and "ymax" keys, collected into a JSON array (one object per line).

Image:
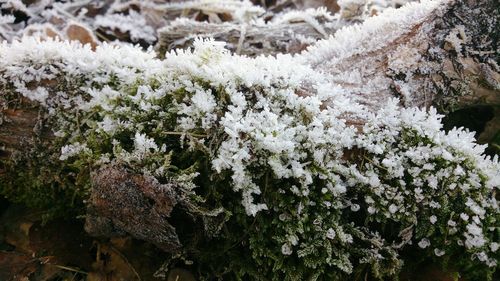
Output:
[
  {"xmin": 84, "ymin": 165, "xmax": 182, "ymax": 253},
  {"xmin": 301, "ymin": 0, "xmax": 498, "ymax": 113}
]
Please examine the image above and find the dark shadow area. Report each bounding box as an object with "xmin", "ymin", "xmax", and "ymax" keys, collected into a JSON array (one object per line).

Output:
[
  {"xmin": 442, "ymin": 105, "xmax": 494, "ymax": 138},
  {"xmin": 442, "ymin": 105, "xmax": 500, "ymax": 156}
]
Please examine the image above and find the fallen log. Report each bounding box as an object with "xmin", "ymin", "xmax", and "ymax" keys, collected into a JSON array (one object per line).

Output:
[{"xmin": 0, "ymin": 0, "xmax": 499, "ymax": 279}]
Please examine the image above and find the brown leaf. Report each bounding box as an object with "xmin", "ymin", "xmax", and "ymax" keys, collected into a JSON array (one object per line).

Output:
[
  {"xmin": 0, "ymin": 206, "xmax": 38, "ymax": 254},
  {"xmin": 28, "ymin": 220, "xmax": 93, "ymax": 268},
  {"xmin": 0, "ymin": 251, "xmax": 38, "ymax": 281},
  {"xmin": 65, "ymin": 22, "xmax": 98, "ymax": 50},
  {"xmin": 89, "ymin": 243, "xmax": 140, "ymax": 281},
  {"xmin": 23, "ymin": 23, "xmax": 62, "ymax": 41},
  {"xmin": 85, "ymin": 165, "xmax": 181, "ymax": 253}
]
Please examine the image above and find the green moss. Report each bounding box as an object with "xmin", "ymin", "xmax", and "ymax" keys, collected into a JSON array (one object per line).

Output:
[{"xmin": 0, "ymin": 140, "xmax": 89, "ymax": 219}]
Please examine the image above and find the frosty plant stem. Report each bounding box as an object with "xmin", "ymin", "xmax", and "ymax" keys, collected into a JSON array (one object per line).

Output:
[{"xmin": 1, "ymin": 0, "xmax": 499, "ymax": 280}]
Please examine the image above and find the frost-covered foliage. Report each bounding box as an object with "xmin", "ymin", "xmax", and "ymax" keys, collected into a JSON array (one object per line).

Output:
[
  {"xmin": 93, "ymin": 10, "xmax": 156, "ymax": 44},
  {"xmin": 164, "ymin": 0, "xmax": 265, "ymax": 22},
  {"xmin": 0, "ymin": 0, "xmax": 265, "ymax": 44},
  {"xmin": 1, "ymin": 35, "xmax": 498, "ymax": 280},
  {"xmin": 0, "ymin": 14, "xmax": 16, "ymax": 40},
  {"xmin": 0, "ymin": 0, "xmax": 159, "ymax": 43}
]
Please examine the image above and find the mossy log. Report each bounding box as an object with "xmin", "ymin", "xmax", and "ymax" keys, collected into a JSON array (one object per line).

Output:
[{"xmin": 0, "ymin": 0, "xmax": 499, "ymax": 277}]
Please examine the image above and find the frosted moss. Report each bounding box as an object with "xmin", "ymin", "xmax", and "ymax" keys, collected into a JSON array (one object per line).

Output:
[{"xmin": 0, "ymin": 36, "xmax": 498, "ymax": 280}]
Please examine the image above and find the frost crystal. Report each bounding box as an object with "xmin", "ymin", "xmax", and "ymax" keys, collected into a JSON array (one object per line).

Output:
[
  {"xmin": 95, "ymin": 11, "xmax": 157, "ymax": 43},
  {"xmin": 434, "ymin": 248, "xmax": 445, "ymax": 257},
  {"xmin": 281, "ymin": 243, "xmax": 293, "ymax": 255},
  {"xmin": 418, "ymin": 238, "xmax": 430, "ymax": 249},
  {"xmin": 326, "ymin": 228, "xmax": 336, "ymax": 239},
  {"xmin": 430, "ymin": 215, "xmax": 437, "ymax": 224},
  {"xmin": 60, "ymin": 142, "xmax": 90, "ymax": 161}
]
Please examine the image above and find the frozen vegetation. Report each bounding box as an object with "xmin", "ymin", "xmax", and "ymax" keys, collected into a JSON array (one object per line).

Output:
[{"xmin": 0, "ymin": 0, "xmax": 498, "ymax": 280}]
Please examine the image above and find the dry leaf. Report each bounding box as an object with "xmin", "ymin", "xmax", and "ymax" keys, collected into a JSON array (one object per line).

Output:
[{"xmin": 65, "ymin": 22, "xmax": 98, "ymax": 50}]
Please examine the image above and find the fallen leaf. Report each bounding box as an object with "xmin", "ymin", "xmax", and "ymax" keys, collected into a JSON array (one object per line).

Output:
[
  {"xmin": 89, "ymin": 242, "xmax": 140, "ymax": 281},
  {"xmin": 65, "ymin": 22, "xmax": 98, "ymax": 50},
  {"xmin": 0, "ymin": 251, "xmax": 38, "ymax": 281}
]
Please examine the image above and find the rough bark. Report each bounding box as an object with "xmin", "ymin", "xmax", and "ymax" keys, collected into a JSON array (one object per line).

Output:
[
  {"xmin": 302, "ymin": 0, "xmax": 498, "ymax": 113},
  {"xmin": 84, "ymin": 165, "xmax": 182, "ymax": 253},
  {"xmin": 0, "ymin": 0, "xmax": 498, "ymax": 252},
  {"xmin": 0, "ymin": 101, "xmax": 40, "ymax": 161}
]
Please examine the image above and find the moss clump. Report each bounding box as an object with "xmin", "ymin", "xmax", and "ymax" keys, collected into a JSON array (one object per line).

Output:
[{"xmin": 0, "ymin": 38, "xmax": 498, "ymax": 280}]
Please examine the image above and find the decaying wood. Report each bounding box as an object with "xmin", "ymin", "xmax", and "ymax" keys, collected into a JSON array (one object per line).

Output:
[
  {"xmin": 0, "ymin": 106, "xmax": 39, "ymax": 161},
  {"xmin": 303, "ymin": 0, "xmax": 499, "ymax": 113},
  {"xmin": 0, "ymin": 0, "xmax": 498, "ymax": 253},
  {"xmin": 156, "ymin": 17, "xmax": 343, "ymax": 56},
  {"xmin": 0, "ymin": 97, "xmax": 53, "ymax": 172},
  {"xmin": 85, "ymin": 165, "xmax": 182, "ymax": 252}
]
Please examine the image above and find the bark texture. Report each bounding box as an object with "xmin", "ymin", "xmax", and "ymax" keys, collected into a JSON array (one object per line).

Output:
[
  {"xmin": 303, "ymin": 0, "xmax": 498, "ymax": 113},
  {"xmin": 0, "ymin": 102, "xmax": 40, "ymax": 160},
  {"xmin": 85, "ymin": 165, "xmax": 182, "ymax": 252}
]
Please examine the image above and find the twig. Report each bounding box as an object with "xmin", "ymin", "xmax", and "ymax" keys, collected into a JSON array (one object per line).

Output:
[{"xmin": 52, "ymin": 264, "xmax": 88, "ymax": 275}]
